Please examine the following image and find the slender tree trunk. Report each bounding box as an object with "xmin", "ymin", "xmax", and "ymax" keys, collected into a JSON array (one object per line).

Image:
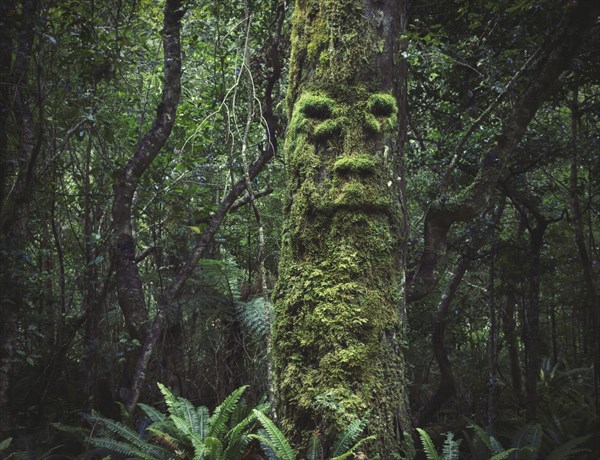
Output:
[
  {"xmin": 524, "ymin": 225, "xmax": 544, "ymax": 421},
  {"xmin": 272, "ymin": 0, "xmax": 411, "ymax": 455},
  {"xmin": 503, "ymin": 289, "xmax": 523, "ymax": 403},
  {"xmin": 112, "ymin": 0, "xmax": 184, "ymax": 345},
  {"xmin": 569, "ymin": 84, "xmax": 600, "ymax": 409},
  {"xmin": 0, "ymin": 0, "xmax": 38, "ymax": 434}
]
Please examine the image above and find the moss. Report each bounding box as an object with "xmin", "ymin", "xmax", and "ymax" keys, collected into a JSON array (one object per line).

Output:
[
  {"xmin": 364, "ymin": 112, "xmax": 382, "ymax": 134},
  {"xmin": 273, "ymin": 0, "xmax": 411, "ymax": 456},
  {"xmin": 314, "ymin": 118, "xmax": 343, "ymax": 141},
  {"xmin": 297, "ymin": 94, "xmax": 336, "ymax": 119},
  {"xmin": 367, "ymin": 93, "xmax": 397, "ymax": 117},
  {"xmin": 332, "ymin": 155, "xmax": 377, "ymax": 175}
]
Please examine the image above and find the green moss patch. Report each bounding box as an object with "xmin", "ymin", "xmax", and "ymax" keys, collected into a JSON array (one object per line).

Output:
[
  {"xmin": 367, "ymin": 93, "xmax": 397, "ymax": 117},
  {"xmin": 333, "ymin": 155, "xmax": 377, "ymax": 175},
  {"xmin": 297, "ymin": 94, "xmax": 336, "ymax": 119}
]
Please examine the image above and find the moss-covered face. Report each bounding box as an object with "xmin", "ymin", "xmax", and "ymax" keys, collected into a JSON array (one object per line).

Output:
[
  {"xmin": 274, "ymin": 87, "xmax": 406, "ymax": 447},
  {"xmin": 286, "ymin": 90, "xmax": 398, "ymax": 217}
]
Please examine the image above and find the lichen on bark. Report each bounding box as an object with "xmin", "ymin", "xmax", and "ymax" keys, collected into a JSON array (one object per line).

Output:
[{"xmin": 272, "ymin": 0, "xmax": 411, "ymax": 456}]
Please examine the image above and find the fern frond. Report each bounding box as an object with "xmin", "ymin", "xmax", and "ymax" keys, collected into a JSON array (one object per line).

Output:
[
  {"xmin": 138, "ymin": 403, "xmax": 168, "ymax": 425},
  {"xmin": 546, "ymin": 435, "xmax": 591, "ymax": 460},
  {"xmin": 197, "ymin": 405, "xmax": 209, "ymax": 439},
  {"xmin": 489, "ymin": 448, "xmax": 517, "ymax": 460},
  {"xmin": 512, "ymin": 423, "xmax": 541, "ymax": 458},
  {"xmin": 416, "ymin": 428, "xmax": 440, "ymax": 460},
  {"xmin": 223, "ymin": 411, "xmax": 259, "ymax": 460},
  {"xmin": 205, "ymin": 436, "xmax": 224, "ymax": 460},
  {"xmin": 0, "ymin": 437, "xmax": 12, "ymax": 452},
  {"xmin": 90, "ymin": 437, "xmax": 159, "ymax": 460},
  {"xmin": 329, "ymin": 435, "xmax": 376, "ymax": 460},
  {"xmin": 87, "ymin": 414, "xmax": 149, "ymax": 452},
  {"xmin": 306, "ymin": 431, "xmax": 323, "ymax": 460},
  {"xmin": 208, "ymin": 385, "xmax": 248, "ymax": 438},
  {"xmin": 467, "ymin": 423, "xmax": 495, "ymax": 454},
  {"xmin": 157, "ymin": 382, "xmax": 183, "ymax": 419},
  {"xmin": 178, "ymin": 395, "xmax": 202, "ymax": 435},
  {"xmin": 251, "ymin": 409, "xmax": 296, "ymax": 460},
  {"xmin": 330, "ymin": 417, "xmax": 368, "ymax": 458},
  {"xmin": 441, "ymin": 432, "xmax": 461, "ymax": 460}
]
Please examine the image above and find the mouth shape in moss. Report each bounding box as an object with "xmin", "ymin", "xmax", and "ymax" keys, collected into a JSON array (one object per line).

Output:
[{"xmin": 318, "ymin": 181, "xmax": 392, "ymax": 215}]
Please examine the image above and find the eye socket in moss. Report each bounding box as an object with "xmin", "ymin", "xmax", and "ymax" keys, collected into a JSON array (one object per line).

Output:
[
  {"xmin": 297, "ymin": 94, "xmax": 336, "ymax": 119},
  {"xmin": 367, "ymin": 93, "xmax": 397, "ymax": 117}
]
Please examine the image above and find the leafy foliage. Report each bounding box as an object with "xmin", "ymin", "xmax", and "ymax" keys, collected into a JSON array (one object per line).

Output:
[{"xmin": 87, "ymin": 384, "xmax": 260, "ymax": 460}]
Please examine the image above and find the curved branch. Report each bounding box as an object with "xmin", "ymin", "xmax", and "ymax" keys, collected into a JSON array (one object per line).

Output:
[
  {"xmin": 111, "ymin": 0, "xmax": 184, "ymax": 341},
  {"xmin": 407, "ymin": 1, "xmax": 599, "ymax": 302}
]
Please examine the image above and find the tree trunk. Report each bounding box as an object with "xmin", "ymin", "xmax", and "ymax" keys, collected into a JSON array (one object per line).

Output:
[
  {"xmin": 0, "ymin": 0, "xmax": 38, "ymax": 434},
  {"xmin": 272, "ymin": 0, "xmax": 411, "ymax": 455}
]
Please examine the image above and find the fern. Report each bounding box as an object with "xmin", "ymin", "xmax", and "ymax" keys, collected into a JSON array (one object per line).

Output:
[
  {"xmin": 416, "ymin": 428, "xmax": 440, "ymax": 460},
  {"xmin": 87, "ymin": 412, "xmax": 151, "ymax": 452},
  {"xmin": 512, "ymin": 423, "xmax": 541, "ymax": 459},
  {"xmin": 546, "ymin": 435, "xmax": 591, "ymax": 460},
  {"xmin": 0, "ymin": 437, "xmax": 11, "ymax": 452},
  {"xmin": 157, "ymin": 382, "xmax": 182, "ymax": 419},
  {"xmin": 307, "ymin": 431, "xmax": 324, "ymax": 460},
  {"xmin": 489, "ymin": 448, "xmax": 517, "ymax": 460},
  {"xmin": 139, "ymin": 402, "xmax": 168, "ymax": 425},
  {"xmin": 329, "ymin": 434, "xmax": 376, "ymax": 460},
  {"xmin": 467, "ymin": 423, "xmax": 495, "ymax": 454},
  {"xmin": 329, "ymin": 417, "xmax": 367, "ymax": 457},
  {"xmin": 205, "ymin": 436, "xmax": 225, "ymax": 460},
  {"xmin": 208, "ymin": 385, "xmax": 249, "ymax": 438},
  {"xmin": 197, "ymin": 405, "xmax": 210, "ymax": 439},
  {"xmin": 90, "ymin": 436, "xmax": 168, "ymax": 460},
  {"xmin": 250, "ymin": 409, "xmax": 296, "ymax": 460},
  {"xmin": 223, "ymin": 410, "xmax": 261, "ymax": 460},
  {"xmin": 441, "ymin": 432, "xmax": 461, "ymax": 460},
  {"xmin": 178, "ymin": 394, "xmax": 202, "ymax": 435}
]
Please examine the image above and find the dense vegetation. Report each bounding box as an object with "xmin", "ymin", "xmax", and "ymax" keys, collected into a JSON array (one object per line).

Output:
[{"xmin": 0, "ymin": 0, "xmax": 598, "ymax": 458}]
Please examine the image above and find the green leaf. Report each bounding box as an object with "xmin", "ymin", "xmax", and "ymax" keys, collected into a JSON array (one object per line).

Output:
[
  {"xmin": 251, "ymin": 409, "xmax": 296, "ymax": 460},
  {"xmin": 416, "ymin": 428, "xmax": 440, "ymax": 460},
  {"xmin": 208, "ymin": 385, "xmax": 248, "ymax": 438}
]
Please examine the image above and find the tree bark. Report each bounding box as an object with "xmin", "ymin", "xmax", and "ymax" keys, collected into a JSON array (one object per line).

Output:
[
  {"xmin": 111, "ymin": 0, "xmax": 184, "ymax": 344},
  {"xmin": 569, "ymin": 84, "xmax": 600, "ymax": 409},
  {"xmin": 0, "ymin": 0, "xmax": 39, "ymax": 434},
  {"xmin": 272, "ymin": 0, "xmax": 411, "ymax": 455}
]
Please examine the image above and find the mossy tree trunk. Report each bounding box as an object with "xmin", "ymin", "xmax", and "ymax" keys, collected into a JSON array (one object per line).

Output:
[{"xmin": 272, "ymin": 0, "xmax": 410, "ymax": 455}]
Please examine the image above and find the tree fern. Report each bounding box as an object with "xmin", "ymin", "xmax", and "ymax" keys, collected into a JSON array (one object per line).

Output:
[
  {"xmin": 208, "ymin": 385, "xmax": 249, "ymax": 438},
  {"xmin": 250, "ymin": 409, "xmax": 296, "ymax": 460},
  {"xmin": 416, "ymin": 428, "xmax": 441, "ymax": 460}
]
